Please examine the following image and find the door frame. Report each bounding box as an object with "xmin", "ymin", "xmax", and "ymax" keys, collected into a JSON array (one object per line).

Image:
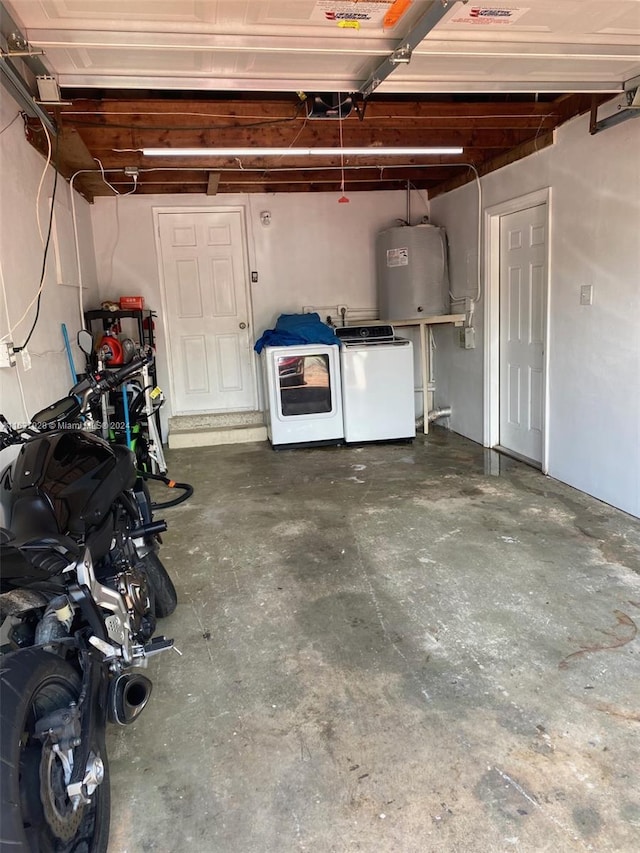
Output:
[
  {"xmin": 152, "ymin": 205, "xmax": 258, "ymax": 414},
  {"xmin": 483, "ymin": 187, "xmax": 551, "ymax": 473}
]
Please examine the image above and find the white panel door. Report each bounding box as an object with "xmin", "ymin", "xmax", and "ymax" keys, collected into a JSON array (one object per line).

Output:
[
  {"xmin": 499, "ymin": 204, "xmax": 547, "ymax": 464},
  {"xmin": 157, "ymin": 210, "xmax": 255, "ymax": 414}
]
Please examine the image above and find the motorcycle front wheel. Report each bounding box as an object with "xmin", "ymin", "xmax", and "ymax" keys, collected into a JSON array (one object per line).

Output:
[{"xmin": 0, "ymin": 647, "xmax": 110, "ymax": 853}]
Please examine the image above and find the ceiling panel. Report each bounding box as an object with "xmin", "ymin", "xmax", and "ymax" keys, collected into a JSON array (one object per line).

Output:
[
  {"xmin": 404, "ymin": 52, "xmax": 640, "ymax": 78},
  {"xmin": 18, "ymin": 0, "xmax": 423, "ymax": 33},
  {"xmin": 37, "ymin": 44, "xmax": 376, "ymax": 78},
  {"xmin": 22, "ymin": 0, "xmax": 218, "ymax": 27},
  {"xmin": 436, "ymin": 0, "xmax": 640, "ymax": 36}
]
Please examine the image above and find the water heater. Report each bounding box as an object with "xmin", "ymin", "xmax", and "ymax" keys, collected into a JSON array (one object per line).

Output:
[{"xmin": 376, "ymin": 224, "xmax": 449, "ymax": 320}]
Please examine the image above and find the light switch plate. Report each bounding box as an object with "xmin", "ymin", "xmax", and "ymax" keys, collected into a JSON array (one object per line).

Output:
[{"xmin": 580, "ymin": 284, "xmax": 593, "ymax": 306}]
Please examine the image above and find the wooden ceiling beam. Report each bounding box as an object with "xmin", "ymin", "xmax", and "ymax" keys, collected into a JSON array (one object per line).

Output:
[
  {"xmin": 114, "ymin": 167, "xmax": 456, "ymax": 183},
  {"xmin": 86, "ymin": 180, "xmax": 428, "ymax": 196},
  {"xmin": 57, "ymin": 97, "xmax": 560, "ymax": 132},
  {"xmin": 59, "ymin": 96, "xmax": 558, "ymax": 118},
  {"xmin": 60, "ymin": 98, "xmax": 302, "ymax": 119},
  {"xmin": 62, "ymin": 112, "xmax": 556, "ymax": 132},
  {"xmin": 83, "ymin": 163, "xmax": 467, "ymax": 191},
  {"xmin": 25, "ymin": 120, "xmax": 98, "ymax": 201},
  {"xmin": 25, "ymin": 93, "xmax": 585, "ymax": 199},
  {"xmin": 216, "ymin": 181, "xmax": 420, "ymax": 193},
  {"xmin": 72, "ymin": 125, "xmax": 535, "ymax": 151},
  {"xmin": 86, "ymin": 167, "xmax": 459, "ymax": 191}
]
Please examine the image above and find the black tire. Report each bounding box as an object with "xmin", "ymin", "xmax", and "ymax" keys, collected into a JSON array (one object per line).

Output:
[
  {"xmin": 0, "ymin": 648, "xmax": 110, "ymax": 853},
  {"xmin": 143, "ymin": 551, "xmax": 177, "ymax": 618}
]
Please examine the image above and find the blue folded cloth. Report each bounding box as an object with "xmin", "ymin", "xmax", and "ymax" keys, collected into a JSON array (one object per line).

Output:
[{"xmin": 254, "ymin": 312, "xmax": 339, "ymax": 353}]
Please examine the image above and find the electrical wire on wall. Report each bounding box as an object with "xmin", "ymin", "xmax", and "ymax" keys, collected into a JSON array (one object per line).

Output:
[
  {"xmin": 94, "ymin": 156, "xmax": 139, "ymax": 196},
  {"xmin": 403, "ymin": 165, "xmax": 484, "ymax": 416},
  {"xmin": 69, "ymin": 160, "xmax": 139, "ymax": 329},
  {"xmin": 1, "ymin": 120, "xmax": 60, "ymax": 350},
  {"xmin": 444, "ymin": 164, "xmax": 483, "ymax": 336},
  {"xmin": 409, "ymin": 165, "xmax": 484, "ymax": 345},
  {"xmin": 0, "ymin": 258, "xmax": 29, "ymax": 420},
  {"xmin": 407, "ymin": 165, "xmax": 483, "ymax": 312},
  {"xmin": 35, "ymin": 117, "xmax": 53, "ymax": 245},
  {"xmin": 447, "ymin": 163, "xmax": 483, "ymax": 306},
  {"xmin": 0, "ymin": 112, "xmax": 22, "ymax": 136},
  {"xmin": 405, "ymin": 180, "xmax": 430, "ymax": 221}
]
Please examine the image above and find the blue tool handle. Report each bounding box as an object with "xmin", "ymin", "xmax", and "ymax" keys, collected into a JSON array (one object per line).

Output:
[{"xmin": 62, "ymin": 323, "xmax": 78, "ymax": 383}]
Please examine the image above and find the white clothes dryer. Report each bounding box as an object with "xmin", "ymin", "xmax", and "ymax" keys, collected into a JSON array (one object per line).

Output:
[{"xmin": 262, "ymin": 343, "xmax": 344, "ymax": 448}]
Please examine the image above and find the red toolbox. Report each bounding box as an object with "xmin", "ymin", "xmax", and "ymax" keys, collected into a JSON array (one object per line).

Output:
[{"xmin": 119, "ymin": 296, "xmax": 144, "ymax": 310}]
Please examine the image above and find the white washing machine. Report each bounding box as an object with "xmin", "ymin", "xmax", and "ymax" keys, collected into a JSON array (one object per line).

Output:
[
  {"xmin": 262, "ymin": 343, "xmax": 344, "ymax": 448},
  {"xmin": 336, "ymin": 325, "xmax": 415, "ymax": 443}
]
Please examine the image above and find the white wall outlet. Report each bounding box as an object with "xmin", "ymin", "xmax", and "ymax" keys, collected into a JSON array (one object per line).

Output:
[
  {"xmin": 0, "ymin": 342, "xmax": 16, "ymax": 369},
  {"xmin": 580, "ymin": 284, "xmax": 593, "ymax": 306},
  {"xmin": 21, "ymin": 348, "xmax": 32, "ymax": 371}
]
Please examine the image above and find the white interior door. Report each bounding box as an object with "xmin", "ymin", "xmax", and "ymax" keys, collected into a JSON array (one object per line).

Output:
[
  {"xmin": 499, "ymin": 203, "xmax": 547, "ymax": 464},
  {"xmin": 157, "ymin": 209, "xmax": 255, "ymax": 414}
]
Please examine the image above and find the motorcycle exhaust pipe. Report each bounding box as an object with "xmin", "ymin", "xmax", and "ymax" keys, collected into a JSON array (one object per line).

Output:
[{"xmin": 109, "ymin": 673, "xmax": 153, "ymax": 726}]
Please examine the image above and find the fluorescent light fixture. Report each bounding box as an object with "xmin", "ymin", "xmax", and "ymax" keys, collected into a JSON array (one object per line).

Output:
[{"xmin": 141, "ymin": 146, "xmax": 463, "ymax": 157}]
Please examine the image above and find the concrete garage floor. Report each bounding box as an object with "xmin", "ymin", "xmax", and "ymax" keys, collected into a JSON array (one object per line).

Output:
[{"xmin": 106, "ymin": 429, "xmax": 640, "ymax": 853}]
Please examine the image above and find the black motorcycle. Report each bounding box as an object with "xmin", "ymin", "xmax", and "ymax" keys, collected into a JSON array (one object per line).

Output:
[{"xmin": 0, "ymin": 342, "xmax": 178, "ymax": 852}]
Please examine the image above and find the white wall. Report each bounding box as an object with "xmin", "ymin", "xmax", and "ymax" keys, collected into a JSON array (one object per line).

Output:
[
  {"xmin": 90, "ymin": 189, "xmax": 417, "ymax": 419},
  {"xmin": 0, "ymin": 91, "xmax": 99, "ymax": 425},
  {"xmin": 430, "ymin": 104, "xmax": 640, "ymax": 518}
]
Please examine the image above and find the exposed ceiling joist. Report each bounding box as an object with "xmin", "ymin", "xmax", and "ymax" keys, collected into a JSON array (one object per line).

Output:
[
  {"xmin": 21, "ymin": 92, "xmax": 604, "ymax": 202},
  {"xmin": 5, "ymin": 0, "xmax": 637, "ymax": 197}
]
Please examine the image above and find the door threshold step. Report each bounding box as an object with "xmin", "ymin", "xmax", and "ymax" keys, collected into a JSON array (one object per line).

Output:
[
  {"xmin": 168, "ymin": 411, "xmax": 267, "ymax": 448},
  {"xmin": 169, "ymin": 411, "xmax": 265, "ymax": 430},
  {"xmin": 169, "ymin": 422, "xmax": 267, "ymax": 449}
]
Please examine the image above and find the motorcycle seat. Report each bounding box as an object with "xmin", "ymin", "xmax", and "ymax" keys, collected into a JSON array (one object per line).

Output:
[
  {"xmin": 0, "ymin": 542, "xmax": 61, "ymax": 586},
  {"xmin": 4, "ymin": 532, "xmax": 81, "ymax": 578}
]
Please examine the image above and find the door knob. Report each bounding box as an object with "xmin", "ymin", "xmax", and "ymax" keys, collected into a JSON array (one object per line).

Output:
[{"xmin": 239, "ymin": 322, "xmax": 247, "ymax": 329}]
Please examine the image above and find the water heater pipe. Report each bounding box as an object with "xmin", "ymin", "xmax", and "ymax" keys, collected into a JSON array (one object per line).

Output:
[{"xmin": 428, "ymin": 407, "xmax": 452, "ymax": 422}]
